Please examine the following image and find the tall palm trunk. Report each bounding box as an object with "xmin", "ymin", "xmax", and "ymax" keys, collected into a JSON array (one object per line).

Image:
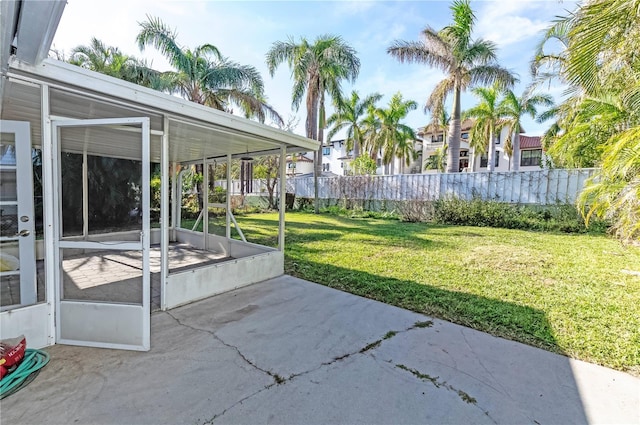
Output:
[
  {"xmin": 446, "ymin": 85, "xmax": 462, "ymax": 173},
  {"xmin": 470, "ymin": 148, "xmax": 476, "ymax": 172},
  {"xmin": 487, "ymin": 126, "xmax": 495, "ymax": 172},
  {"xmin": 316, "ymin": 124, "xmax": 325, "ymax": 212},
  {"xmin": 353, "ymin": 131, "xmax": 361, "ymax": 159},
  {"xmin": 512, "ymin": 131, "xmax": 520, "ymax": 171},
  {"xmin": 306, "ymin": 77, "xmax": 321, "ymax": 214}
]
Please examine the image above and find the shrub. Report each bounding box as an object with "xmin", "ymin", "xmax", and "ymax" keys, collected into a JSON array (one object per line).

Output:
[
  {"xmin": 432, "ymin": 197, "xmax": 608, "ymax": 234},
  {"xmin": 398, "ymin": 200, "xmax": 434, "ymax": 222}
]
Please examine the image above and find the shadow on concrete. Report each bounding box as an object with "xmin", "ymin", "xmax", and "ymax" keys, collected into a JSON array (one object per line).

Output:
[
  {"xmin": 287, "ymin": 259, "xmax": 559, "ymax": 353},
  {"xmin": 1, "ymin": 275, "xmax": 616, "ymax": 424}
]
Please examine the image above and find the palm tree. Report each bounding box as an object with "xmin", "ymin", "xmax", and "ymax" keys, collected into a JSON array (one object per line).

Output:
[
  {"xmin": 499, "ymin": 90, "xmax": 553, "ymax": 170},
  {"xmin": 424, "ymin": 145, "xmax": 447, "ymax": 172},
  {"xmin": 69, "ymin": 37, "xmax": 159, "ymax": 87},
  {"xmin": 578, "ymin": 127, "xmax": 640, "ymax": 241},
  {"xmin": 421, "ymin": 107, "xmax": 450, "ymax": 172},
  {"xmin": 360, "ymin": 105, "xmax": 382, "ymax": 160},
  {"xmin": 565, "ymin": 0, "xmax": 640, "ymax": 97},
  {"xmin": 534, "ymin": 0, "xmax": 640, "ymax": 241},
  {"xmin": 136, "ymin": 16, "xmax": 281, "ymax": 124},
  {"xmin": 326, "ymin": 91, "xmax": 382, "ymax": 160},
  {"xmin": 387, "ymin": 0, "xmax": 515, "ymax": 173},
  {"xmin": 266, "ymin": 35, "xmax": 360, "ymax": 212},
  {"xmin": 373, "ymin": 93, "xmax": 418, "ymax": 175},
  {"xmin": 530, "ymin": 17, "xmax": 572, "ymax": 89},
  {"xmin": 463, "ymin": 85, "xmax": 503, "ymax": 172}
]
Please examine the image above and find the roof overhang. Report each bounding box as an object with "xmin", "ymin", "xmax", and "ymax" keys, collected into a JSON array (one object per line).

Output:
[
  {"xmin": 0, "ymin": 0, "xmax": 66, "ymax": 101},
  {"xmin": 2, "ymin": 58, "xmax": 319, "ymax": 163}
]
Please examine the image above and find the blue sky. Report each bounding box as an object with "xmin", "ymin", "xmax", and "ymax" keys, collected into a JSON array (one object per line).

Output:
[{"xmin": 52, "ymin": 0, "xmax": 577, "ymax": 138}]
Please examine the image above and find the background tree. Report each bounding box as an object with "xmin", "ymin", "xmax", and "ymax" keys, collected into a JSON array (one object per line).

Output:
[
  {"xmin": 372, "ymin": 93, "xmax": 417, "ymax": 175},
  {"xmin": 326, "ymin": 90, "xmax": 382, "ymax": 160},
  {"xmin": 463, "ymin": 85, "xmax": 503, "ymax": 172},
  {"xmin": 388, "ymin": 0, "xmax": 514, "ymax": 173},
  {"xmin": 266, "ymin": 35, "xmax": 360, "ymax": 213},
  {"xmin": 350, "ymin": 155, "xmax": 377, "ymax": 175},
  {"xmin": 69, "ymin": 37, "xmax": 159, "ymax": 87},
  {"xmin": 424, "ymin": 145, "xmax": 447, "ymax": 172},
  {"xmin": 137, "ymin": 16, "xmax": 281, "ymax": 124},
  {"xmin": 421, "ymin": 106, "xmax": 450, "ymax": 172},
  {"xmin": 499, "ymin": 89, "xmax": 553, "ymax": 170},
  {"xmin": 253, "ymin": 116, "xmax": 299, "ymax": 209},
  {"xmin": 360, "ymin": 104, "xmax": 382, "ymax": 160}
]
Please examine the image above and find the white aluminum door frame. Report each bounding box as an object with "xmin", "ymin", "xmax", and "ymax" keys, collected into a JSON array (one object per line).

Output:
[
  {"xmin": 0, "ymin": 120, "xmax": 36, "ymax": 307},
  {"xmin": 52, "ymin": 117, "xmax": 150, "ymax": 351}
]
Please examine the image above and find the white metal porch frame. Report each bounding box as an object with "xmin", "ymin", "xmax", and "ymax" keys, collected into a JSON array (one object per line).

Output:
[
  {"xmin": 0, "ymin": 119, "xmax": 48, "ymax": 348},
  {"xmin": 1, "ymin": 59, "xmax": 318, "ymax": 351},
  {"xmin": 51, "ymin": 117, "xmax": 151, "ymax": 351}
]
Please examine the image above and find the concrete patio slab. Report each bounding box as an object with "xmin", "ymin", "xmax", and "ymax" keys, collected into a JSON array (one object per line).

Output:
[{"xmin": 2, "ymin": 275, "xmax": 639, "ymax": 424}]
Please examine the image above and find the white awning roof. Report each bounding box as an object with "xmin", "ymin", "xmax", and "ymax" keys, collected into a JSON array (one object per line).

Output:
[{"xmin": 1, "ymin": 58, "xmax": 318, "ymax": 163}]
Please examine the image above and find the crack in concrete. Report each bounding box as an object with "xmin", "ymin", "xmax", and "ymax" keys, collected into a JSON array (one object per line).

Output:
[
  {"xmin": 394, "ymin": 363, "xmax": 498, "ymax": 424},
  {"xmin": 166, "ymin": 313, "xmax": 435, "ymax": 423},
  {"xmin": 265, "ymin": 320, "xmax": 436, "ymax": 385},
  {"xmin": 164, "ymin": 312, "xmax": 288, "ymax": 424},
  {"xmin": 459, "ymin": 329, "xmax": 535, "ymax": 424},
  {"xmin": 164, "ymin": 311, "xmax": 284, "ymax": 383},
  {"xmin": 204, "ymin": 384, "xmax": 276, "ymax": 424},
  {"xmin": 460, "ymin": 329, "xmax": 510, "ymax": 396}
]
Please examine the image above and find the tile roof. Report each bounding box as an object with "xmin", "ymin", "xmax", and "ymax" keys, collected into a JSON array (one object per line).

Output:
[
  {"xmin": 287, "ymin": 154, "xmax": 314, "ymax": 163},
  {"xmin": 520, "ymin": 135, "xmax": 542, "ymax": 149}
]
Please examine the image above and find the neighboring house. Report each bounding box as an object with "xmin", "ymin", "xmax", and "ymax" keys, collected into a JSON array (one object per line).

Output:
[
  {"xmin": 322, "ymin": 139, "xmax": 354, "ymax": 176},
  {"xmin": 294, "ymin": 139, "xmax": 355, "ymax": 176},
  {"xmin": 310, "ymin": 139, "xmax": 412, "ymax": 176},
  {"xmin": 417, "ymin": 120, "xmax": 546, "ymax": 173},
  {"xmin": 514, "ymin": 135, "xmax": 547, "ymax": 171},
  {"xmin": 286, "ymin": 153, "xmax": 314, "ymax": 176},
  {"xmin": 417, "ymin": 119, "xmax": 474, "ymax": 173}
]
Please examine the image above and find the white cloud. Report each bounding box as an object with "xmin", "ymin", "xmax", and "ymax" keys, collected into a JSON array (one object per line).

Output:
[
  {"xmin": 333, "ymin": 0, "xmax": 377, "ymax": 17},
  {"xmin": 475, "ymin": 0, "xmax": 566, "ymax": 47}
]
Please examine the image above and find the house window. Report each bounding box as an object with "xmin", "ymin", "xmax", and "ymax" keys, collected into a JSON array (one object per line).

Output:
[
  {"xmin": 495, "ymin": 134, "xmax": 500, "ymax": 144},
  {"xmin": 480, "ymin": 154, "xmax": 499, "ymax": 168},
  {"xmin": 461, "ymin": 132, "xmax": 469, "ymax": 139},
  {"xmin": 340, "ymin": 162, "xmax": 343, "ymax": 168},
  {"xmin": 460, "ymin": 150, "xmax": 468, "ymax": 158},
  {"xmin": 287, "ymin": 162, "xmax": 296, "ymax": 169},
  {"xmin": 521, "ymin": 149, "xmax": 542, "ymax": 167},
  {"xmin": 322, "ymin": 147, "xmax": 330, "ymax": 156},
  {"xmin": 376, "ymin": 158, "xmax": 382, "ymax": 167},
  {"xmin": 322, "ymin": 163, "xmax": 330, "ymax": 172}
]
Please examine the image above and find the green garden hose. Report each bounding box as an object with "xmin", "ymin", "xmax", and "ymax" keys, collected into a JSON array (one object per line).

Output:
[{"xmin": 0, "ymin": 349, "xmax": 50, "ymax": 399}]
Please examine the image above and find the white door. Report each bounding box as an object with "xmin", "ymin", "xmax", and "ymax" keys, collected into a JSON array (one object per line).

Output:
[
  {"xmin": 0, "ymin": 120, "xmax": 36, "ymax": 308},
  {"xmin": 52, "ymin": 118, "xmax": 150, "ymax": 351}
]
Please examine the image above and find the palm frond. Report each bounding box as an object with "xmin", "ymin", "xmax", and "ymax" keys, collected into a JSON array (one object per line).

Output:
[
  {"xmin": 468, "ymin": 65, "xmax": 517, "ymax": 90},
  {"xmin": 136, "ymin": 15, "xmax": 188, "ymax": 71},
  {"xmin": 387, "ymin": 40, "xmax": 454, "ymax": 73}
]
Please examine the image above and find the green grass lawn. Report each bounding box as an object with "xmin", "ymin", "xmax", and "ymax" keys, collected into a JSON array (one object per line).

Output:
[{"xmin": 194, "ymin": 211, "xmax": 640, "ymax": 375}]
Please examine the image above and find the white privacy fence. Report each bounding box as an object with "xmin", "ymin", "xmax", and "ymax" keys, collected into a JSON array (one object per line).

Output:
[
  {"xmin": 289, "ymin": 169, "xmax": 597, "ymax": 205},
  {"xmin": 219, "ymin": 169, "xmax": 598, "ymax": 205}
]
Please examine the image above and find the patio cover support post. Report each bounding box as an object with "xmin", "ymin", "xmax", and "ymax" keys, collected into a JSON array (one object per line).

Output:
[
  {"xmin": 82, "ymin": 151, "xmax": 88, "ymax": 239},
  {"xmin": 279, "ymin": 145, "xmax": 285, "ymax": 251},
  {"xmin": 170, "ymin": 161, "xmax": 177, "ymax": 242},
  {"xmin": 160, "ymin": 116, "xmax": 169, "ymax": 311},
  {"xmin": 226, "ymin": 154, "xmax": 231, "ymax": 240},
  {"xmin": 41, "ymin": 83, "xmax": 55, "ymax": 345},
  {"xmin": 203, "ymin": 157, "xmax": 208, "ymax": 250}
]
